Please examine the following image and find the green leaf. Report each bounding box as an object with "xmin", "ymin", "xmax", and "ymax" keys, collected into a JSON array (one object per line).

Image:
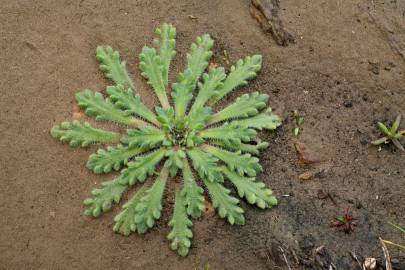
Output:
[
  {"xmin": 186, "ymin": 107, "xmax": 212, "ymax": 131},
  {"xmin": 377, "ymin": 122, "xmax": 391, "ymax": 136},
  {"xmin": 83, "ymin": 177, "xmax": 127, "ymax": 217},
  {"xmin": 113, "ymin": 186, "xmax": 148, "ymax": 236},
  {"xmin": 164, "ymin": 149, "xmax": 186, "ymax": 176},
  {"xmin": 86, "ymin": 145, "xmax": 146, "ymax": 174},
  {"xmin": 230, "ymin": 108, "xmax": 282, "ymax": 130},
  {"xmin": 168, "ymin": 190, "xmax": 193, "ymax": 256},
  {"xmin": 209, "ymin": 92, "xmax": 268, "ymax": 125},
  {"xmin": 200, "ymin": 122, "xmax": 257, "ymax": 147},
  {"xmin": 51, "ymin": 120, "xmax": 120, "ymax": 147},
  {"xmin": 187, "ymin": 148, "xmax": 224, "ymax": 182},
  {"xmin": 96, "ymin": 46, "xmax": 135, "ymax": 89},
  {"xmin": 182, "ymin": 159, "xmax": 205, "ymax": 218},
  {"xmin": 172, "ymin": 34, "xmax": 214, "ymax": 118},
  {"xmin": 154, "ymin": 23, "xmax": 176, "ymax": 85},
  {"xmin": 133, "ymin": 168, "xmax": 169, "ymax": 234},
  {"xmin": 203, "ymin": 179, "xmax": 245, "ymax": 225},
  {"xmin": 121, "ymin": 126, "xmax": 165, "ymax": 148},
  {"xmin": 119, "ymin": 149, "xmax": 166, "ymax": 186},
  {"xmin": 190, "ymin": 67, "xmax": 226, "ymax": 113},
  {"xmin": 76, "ymin": 89, "xmax": 138, "ymax": 126},
  {"xmin": 371, "ymin": 137, "xmax": 388, "ymax": 145},
  {"xmin": 211, "ymin": 140, "xmax": 269, "ymax": 155},
  {"xmin": 209, "ymin": 55, "xmax": 262, "ymax": 105},
  {"xmin": 390, "ymin": 115, "xmax": 402, "ymax": 134},
  {"xmin": 202, "ymin": 144, "xmax": 262, "ymax": 176},
  {"xmin": 139, "ymin": 47, "xmax": 170, "ymax": 108},
  {"xmin": 222, "ymin": 167, "xmax": 277, "ymax": 208},
  {"xmin": 106, "ymin": 85, "xmax": 159, "ymax": 125}
]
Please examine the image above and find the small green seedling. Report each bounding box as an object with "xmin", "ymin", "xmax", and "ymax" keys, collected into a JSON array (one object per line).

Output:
[
  {"xmin": 371, "ymin": 115, "xmax": 405, "ymax": 152},
  {"xmin": 51, "ymin": 23, "xmax": 282, "ymax": 256},
  {"xmin": 292, "ymin": 110, "xmax": 304, "ymax": 137}
]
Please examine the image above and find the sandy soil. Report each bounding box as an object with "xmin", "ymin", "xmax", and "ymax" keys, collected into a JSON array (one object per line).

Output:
[{"xmin": 0, "ymin": 0, "xmax": 404, "ymax": 269}]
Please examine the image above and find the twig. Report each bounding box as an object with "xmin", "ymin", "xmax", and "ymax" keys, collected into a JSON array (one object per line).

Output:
[
  {"xmin": 379, "ymin": 237, "xmax": 393, "ymax": 270},
  {"xmin": 279, "ymin": 246, "xmax": 292, "ymax": 270},
  {"xmin": 349, "ymin": 251, "xmax": 365, "ymax": 270}
]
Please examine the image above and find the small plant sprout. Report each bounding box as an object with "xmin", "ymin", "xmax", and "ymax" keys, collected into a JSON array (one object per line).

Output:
[
  {"xmin": 330, "ymin": 208, "xmax": 357, "ymax": 234},
  {"xmin": 292, "ymin": 110, "xmax": 304, "ymax": 137},
  {"xmin": 371, "ymin": 115, "xmax": 405, "ymax": 152},
  {"xmin": 51, "ymin": 23, "xmax": 282, "ymax": 256}
]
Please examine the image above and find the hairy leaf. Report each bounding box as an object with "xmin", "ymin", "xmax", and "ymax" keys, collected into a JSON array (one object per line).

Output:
[
  {"xmin": 154, "ymin": 23, "xmax": 176, "ymax": 85},
  {"xmin": 202, "ymin": 144, "xmax": 262, "ymax": 176},
  {"xmin": 204, "ymin": 179, "xmax": 245, "ymax": 225},
  {"xmin": 76, "ymin": 90, "xmax": 140, "ymax": 126},
  {"xmin": 51, "ymin": 120, "xmax": 119, "ymax": 147},
  {"xmin": 231, "ymin": 108, "xmax": 282, "ymax": 130},
  {"xmin": 106, "ymin": 85, "xmax": 159, "ymax": 125},
  {"xmin": 190, "ymin": 67, "xmax": 226, "ymax": 113},
  {"xmin": 133, "ymin": 168, "xmax": 169, "ymax": 234},
  {"xmin": 211, "ymin": 140, "xmax": 269, "ymax": 155},
  {"xmin": 122, "ymin": 126, "xmax": 165, "ymax": 148},
  {"xmin": 83, "ymin": 177, "xmax": 127, "ymax": 217},
  {"xmin": 209, "ymin": 92, "xmax": 268, "ymax": 125},
  {"xmin": 187, "ymin": 148, "xmax": 223, "ymax": 182},
  {"xmin": 164, "ymin": 149, "xmax": 186, "ymax": 176},
  {"xmin": 87, "ymin": 145, "xmax": 146, "ymax": 174},
  {"xmin": 182, "ymin": 159, "xmax": 205, "ymax": 218},
  {"xmin": 222, "ymin": 167, "xmax": 277, "ymax": 208},
  {"xmin": 96, "ymin": 46, "xmax": 135, "ymax": 89},
  {"xmin": 139, "ymin": 47, "xmax": 170, "ymax": 108},
  {"xmin": 168, "ymin": 190, "xmax": 193, "ymax": 256},
  {"xmin": 186, "ymin": 107, "xmax": 212, "ymax": 131},
  {"xmin": 209, "ymin": 55, "xmax": 262, "ymax": 105},
  {"xmin": 113, "ymin": 186, "xmax": 147, "ymax": 236},
  {"xmin": 172, "ymin": 34, "xmax": 213, "ymax": 118},
  {"xmin": 200, "ymin": 122, "xmax": 257, "ymax": 147},
  {"xmin": 119, "ymin": 149, "xmax": 166, "ymax": 186}
]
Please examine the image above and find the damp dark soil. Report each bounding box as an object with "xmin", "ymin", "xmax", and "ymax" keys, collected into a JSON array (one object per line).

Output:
[{"xmin": 0, "ymin": 0, "xmax": 404, "ymax": 269}]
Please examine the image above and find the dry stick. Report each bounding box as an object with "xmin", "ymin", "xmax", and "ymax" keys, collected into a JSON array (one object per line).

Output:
[
  {"xmin": 279, "ymin": 246, "xmax": 292, "ymax": 270},
  {"xmin": 379, "ymin": 237, "xmax": 393, "ymax": 270},
  {"xmin": 349, "ymin": 251, "xmax": 365, "ymax": 270}
]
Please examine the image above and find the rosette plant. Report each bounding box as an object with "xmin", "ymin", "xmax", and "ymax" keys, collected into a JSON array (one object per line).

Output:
[{"xmin": 51, "ymin": 23, "xmax": 281, "ymax": 256}]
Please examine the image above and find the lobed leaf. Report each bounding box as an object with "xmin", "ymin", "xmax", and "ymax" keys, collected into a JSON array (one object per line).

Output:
[
  {"xmin": 76, "ymin": 89, "xmax": 139, "ymax": 126},
  {"xmin": 186, "ymin": 107, "xmax": 212, "ymax": 131},
  {"xmin": 86, "ymin": 145, "xmax": 146, "ymax": 174},
  {"xmin": 106, "ymin": 85, "xmax": 159, "ymax": 125},
  {"xmin": 190, "ymin": 67, "xmax": 226, "ymax": 113},
  {"xmin": 209, "ymin": 55, "xmax": 262, "ymax": 105},
  {"xmin": 172, "ymin": 34, "xmax": 214, "ymax": 118},
  {"xmin": 113, "ymin": 186, "xmax": 148, "ymax": 236},
  {"xmin": 139, "ymin": 47, "xmax": 170, "ymax": 108},
  {"xmin": 96, "ymin": 46, "xmax": 135, "ymax": 89},
  {"xmin": 208, "ymin": 92, "xmax": 268, "ymax": 125},
  {"xmin": 121, "ymin": 126, "xmax": 165, "ymax": 148},
  {"xmin": 200, "ymin": 122, "xmax": 257, "ymax": 147},
  {"xmin": 83, "ymin": 177, "xmax": 127, "ymax": 217},
  {"xmin": 187, "ymin": 148, "xmax": 223, "ymax": 182},
  {"xmin": 168, "ymin": 190, "xmax": 193, "ymax": 256},
  {"xmin": 164, "ymin": 149, "xmax": 186, "ymax": 176},
  {"xmin": 154, "ymin": 23, "xmax": 176, "ymax": 85},
  {"xmin": 231, "ymin": 108, "xmax": 282, "ymax": 130},
  {"xmin": 202, "ymin": 144, "xmax": 262, "ymax": 176},
  {"xmin": 181, "ymin": 159, "xmax": 205, "ymax": 218},
  {"xmin": 119, "ymin": 148, "xmax": 166, "ymax": 186},
  {"xmin": 211, "ymin": 140, "xmax": 269, "ymax": 155},
  {"xmin": 203, "ymin": 179, "xmax": 245, "ymax": 225},
  {"xmin": 133, "ymin": 168, "xmax": 169, "ymax": 234},
  {"xmin": 51, "ymin": 120, "xmax": 120, "ymax": 147},
  {"xmin": 222, "ymin": 167, "xmax": 277, "ymax": 209}
]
